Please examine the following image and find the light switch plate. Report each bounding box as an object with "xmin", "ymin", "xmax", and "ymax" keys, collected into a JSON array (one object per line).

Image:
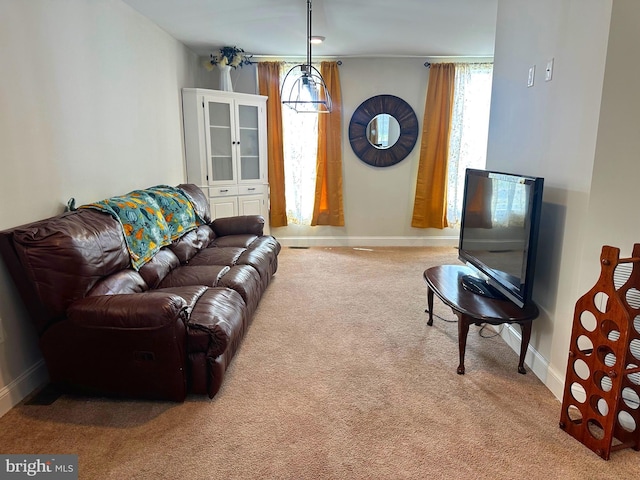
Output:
[
  {"xmin": 545, "ymin": 58, "xmax": 554, "ymax": 81},
  {"xmin": 527, "ymin": 65, "xmax": 535, "ymax": 87}
]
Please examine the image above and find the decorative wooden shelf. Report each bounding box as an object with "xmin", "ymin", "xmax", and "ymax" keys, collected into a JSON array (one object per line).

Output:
[{"xmin": 559, "ymin": 244, "xmax": 640, "ymax": 460}]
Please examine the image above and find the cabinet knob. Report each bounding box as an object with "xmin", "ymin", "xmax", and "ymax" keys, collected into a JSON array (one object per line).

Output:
[
  {"xmin": 220, "ymin": 189, "xmax": 229, "ymax": 193},
  {"xmin": 248, "ymin": 188, "xmax": 255, "ymax": 191}
]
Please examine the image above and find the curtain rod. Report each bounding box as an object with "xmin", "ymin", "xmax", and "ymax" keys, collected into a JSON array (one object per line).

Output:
[
  {"xmin": 254, "ymin": 56, "xmax": 342, "ymax": 65},
  {"xmin": 250, "ymin": 55, "xmax": 491, "ymax": 67},
  {"xmin": 424, "ymin": 60, "xmax": 494, "ymax": 68}
]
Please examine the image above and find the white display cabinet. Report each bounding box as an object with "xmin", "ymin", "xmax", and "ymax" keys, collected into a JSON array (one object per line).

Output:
[{"xmin": 182, "ymin": 88, "xmax": 269, "ymax": 230}]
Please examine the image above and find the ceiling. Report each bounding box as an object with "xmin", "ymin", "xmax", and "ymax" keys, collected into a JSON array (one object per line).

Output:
[{"xmin": 122, "ymin": 0, "xmax": 498, "ymax": 59}]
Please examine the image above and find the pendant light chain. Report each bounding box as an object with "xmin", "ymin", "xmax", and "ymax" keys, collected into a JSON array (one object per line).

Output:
[{"xmin": 307, "ymin": 0, "xmax": 312, "ymax": 67}]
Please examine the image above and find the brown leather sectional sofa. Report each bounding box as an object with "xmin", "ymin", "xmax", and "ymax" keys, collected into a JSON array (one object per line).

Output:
[{"xmin": 0, "ymin": 184, "xmax": 281, "ymax": 401}]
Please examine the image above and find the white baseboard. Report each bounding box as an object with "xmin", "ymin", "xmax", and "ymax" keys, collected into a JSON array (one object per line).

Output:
[
  {"xmin": 0, "ymin": 360, "xmax": 49, "ymax": 418},
  {"xmin": 500, "ymin": 324, "xmax": 563, "ymax": 401},
  {"xmin": 277, "ymin": 236, "xmax": 459, "ymax": 248},
  {"xmin": 544, "ymin": 364, "xmax": 567, "ymax": 402}
]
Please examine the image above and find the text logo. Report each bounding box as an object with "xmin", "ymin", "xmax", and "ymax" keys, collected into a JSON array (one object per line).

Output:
[{"xmin": 0, "ymin": 455, "xmax": 78, "ymax": 479}]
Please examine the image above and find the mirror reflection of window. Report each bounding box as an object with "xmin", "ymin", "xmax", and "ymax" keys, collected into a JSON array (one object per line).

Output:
[{"xmin": 366, "ymin": 114, "xmax": 400, "ymax": 149}]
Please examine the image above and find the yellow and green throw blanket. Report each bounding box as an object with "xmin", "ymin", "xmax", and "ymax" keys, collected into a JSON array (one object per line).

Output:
[{"xmin": 82, "ymin": 185, "xmax": 203, "ymax": 270}]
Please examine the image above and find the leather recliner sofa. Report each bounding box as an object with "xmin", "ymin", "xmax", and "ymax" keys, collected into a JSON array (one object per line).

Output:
[{"xmin": 0, "ymin": 184, "xmax": 281, "ymax": 401}]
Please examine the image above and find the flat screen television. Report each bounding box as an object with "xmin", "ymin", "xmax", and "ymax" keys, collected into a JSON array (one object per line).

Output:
[{"xmin": 458, "ymin": 168, "xmax": 544, "ymax": 308}]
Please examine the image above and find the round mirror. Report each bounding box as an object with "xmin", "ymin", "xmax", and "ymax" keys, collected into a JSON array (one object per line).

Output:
[
  {"xmin": 349, "ymin": 95, "xmax": 419, "ymax": 167},
  {"xmin": 366, "ymin": 114, "xmax": 401, "ymax": 149}
]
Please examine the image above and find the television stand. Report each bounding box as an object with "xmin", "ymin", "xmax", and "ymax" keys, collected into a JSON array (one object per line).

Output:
[{"xmin": 423, "ymin": 265, "xmax": 539, "ymax": 375}]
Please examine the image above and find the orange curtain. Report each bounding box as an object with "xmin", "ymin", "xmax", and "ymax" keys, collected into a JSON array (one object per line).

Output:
[
  {"xmin": 411, "ymin": 63, "xmax": 456, "ymax": 229},
  {"xmin": 465, "ymin": 176, "xmax": 493, "ymax": 228},
  {"xmin": 257, "ymin": 62, "xmax": 288, "ymax": 227},
  {"xmin": 311, "ymin": 61, "xmax": 344, "ymax": 226}
]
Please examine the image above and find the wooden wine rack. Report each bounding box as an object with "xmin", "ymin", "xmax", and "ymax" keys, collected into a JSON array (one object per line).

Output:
[{"xmin": 559, "ymin": 244, "xmax": 640, "ymax": 460}]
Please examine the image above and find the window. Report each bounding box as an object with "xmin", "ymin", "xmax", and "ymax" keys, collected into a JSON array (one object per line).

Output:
[
  {"xmin": 280, "ymin": 62, "xmax": 319, "ymax": 225},
  {"xmin": 446, "ymin": 63, "xmax": 493, "ymax": 225},
  {"xmin": 278, "ymin": 61, "xmax": 492, "ymax": 226}
]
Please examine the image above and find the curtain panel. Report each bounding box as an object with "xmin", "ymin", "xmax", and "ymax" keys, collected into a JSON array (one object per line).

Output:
[
  {"xmin": 411, "ymin": 63, "xmax": 456, "ymax": 229},
  {"xmin": 446, "ymin": 63, "xmax": 493, "ymax": 225},
  {"xmin": 257, "ymin": 62, "xmax": 288, "ymax": 227},
  {"xmin": 311, "ymin": 61, "xmax": 344, "ymax": 226}
]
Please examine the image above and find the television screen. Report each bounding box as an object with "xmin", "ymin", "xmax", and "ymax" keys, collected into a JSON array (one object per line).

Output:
[{"xmin": 458, "ymin": 168, "xmax": 544, "ymax": 308}]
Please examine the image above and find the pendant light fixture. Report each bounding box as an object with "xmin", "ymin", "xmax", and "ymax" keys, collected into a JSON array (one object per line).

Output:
[{"xmin": 281, "ymin": 0, "xmax": 332, "ymax": 113}]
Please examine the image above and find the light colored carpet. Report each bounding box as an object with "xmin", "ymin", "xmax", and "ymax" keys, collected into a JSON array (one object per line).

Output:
[{"xmin": 0, "ymin": 246, "xmax": 639, "ymax": 479}]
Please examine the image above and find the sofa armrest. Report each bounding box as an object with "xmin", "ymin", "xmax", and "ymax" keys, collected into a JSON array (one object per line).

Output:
[
  {"xmin": 67, "ymin": 292, "xmax": 187, "ymax": 330},
  {"xmin": 212, "ymin": 215, "xmax": 264, "ymax": 237}
]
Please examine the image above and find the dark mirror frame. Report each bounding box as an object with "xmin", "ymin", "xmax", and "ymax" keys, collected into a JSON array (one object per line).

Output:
[{"xmin": 348, "ymin": 94, "xmax": 419, "ymax": 167}]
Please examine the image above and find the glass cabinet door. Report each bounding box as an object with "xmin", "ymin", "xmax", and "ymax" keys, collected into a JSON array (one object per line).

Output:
[
  {"xmin": 206, "ymin": 100, "xmax": 236, "ymax": 184},
  {"xmin": 238, "ymin": 104, "xmax": 261, "ymax": 181}
]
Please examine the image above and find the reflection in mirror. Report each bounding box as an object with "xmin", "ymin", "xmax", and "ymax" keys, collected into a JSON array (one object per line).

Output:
[{"xmin": 366, "ymin": 114, "xmax": 400, "ymax": 149}]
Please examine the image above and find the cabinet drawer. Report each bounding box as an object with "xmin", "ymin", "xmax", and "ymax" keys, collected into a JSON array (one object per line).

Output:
[
  {"xmin": 238, "ymin": 184, "xmax": 265, "ymax": 195},
  {"xmin": 210, "ymin": 186, "xmax": 239, "ymax": 197}
]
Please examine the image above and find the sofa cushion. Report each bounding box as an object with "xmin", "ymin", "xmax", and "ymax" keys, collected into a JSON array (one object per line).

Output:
[
  {"xmin": 178, "ymin": 183, "xmax": 212, "ymax": 224},
  {"xmin": 211, "ymin": 234, "xmax": 259, "ymax": 249},
  {"xmin": 168, "ymin": 225, "xmax": 216, "ymax": 264},
  {"xmin": 68, "ymin": 292, "xmax": 186, "ymax": 330},
  {"xmin": 187, "ymin": 246, "xmax": 245, "ymax": 267},
  {"xmin": 138, "ymin": 248, "xmax": 181, "ymax": 289},
  {"xmin": 158, "ymin": 265, "xmax": 231, "ymax": 289},
  {"xmin": 196, "ymin": 225, "xmax": 217, "ymax": 247},
  {"xmin": 87, "ymin": 270, "xmax": 148, "ymax": 296},
  {"xmin": 211, "ymin": 215, "xmax": 264, "ymax": 237},
  {"xmin": 11, "ymin": 209, "xmax": 130, "ymax": 321},
  {"xmin": 187, "ymin": 287, "xmax": 246, "ymax": 358},
  {"xmin": 155, "ymin": 285, "xmax": 208, "ymax": 312},
  {"xmin": 168, "ymin": 229, "xmax": 202, "ymax": 264},
  {"xmin": 237, "ymin": 236, "xmax": 282, "ymax": 284},
  {"xmin": 217, "ymin": 265, "xmax": 263, "ymax": 315}
]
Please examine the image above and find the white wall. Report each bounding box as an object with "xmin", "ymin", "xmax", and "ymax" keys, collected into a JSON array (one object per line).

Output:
[
  {"xmin": 270, "ymin": 57, "xmax": 459, "ymax": 247},
  {"xmin": 202, "ymin": 60, "xmax": 259, "ymax": 95},
  {"xmin": 578, "ymin": 0, "xmax": 640, "ymax": 285},
  {"xmin": 488, "ymin": 0, "xmax": 613, "ymax": 397},
  {"xmin": 0, "ymin": 0, "xmax": 200, "ymax": 415}
]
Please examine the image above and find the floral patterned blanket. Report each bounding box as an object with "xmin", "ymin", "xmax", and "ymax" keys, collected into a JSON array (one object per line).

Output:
[{"xmin": 82, "ymin": 185, "xmax": 203, "ymax": 270}]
